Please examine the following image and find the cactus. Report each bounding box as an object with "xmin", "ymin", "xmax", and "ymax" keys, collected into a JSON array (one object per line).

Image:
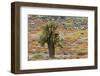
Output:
[{"xmin": 39, "ymin": 21, "xmax": 64, "ymax": 58}]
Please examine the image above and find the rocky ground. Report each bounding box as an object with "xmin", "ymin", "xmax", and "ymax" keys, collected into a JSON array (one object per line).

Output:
[{"xmin": 28, "ymin": 29, "xmax": 88, "ymax": 61}]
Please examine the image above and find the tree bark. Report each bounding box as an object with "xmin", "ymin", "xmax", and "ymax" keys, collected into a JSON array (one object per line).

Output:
[{"xmin": 48, "ymin": 41, "xmax": 55, "ymax": 58}]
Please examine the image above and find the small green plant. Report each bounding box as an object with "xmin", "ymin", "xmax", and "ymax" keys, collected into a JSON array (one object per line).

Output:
[{"xmin": 32, "ymin": 54, "xmax": 44, "ymax": 59}]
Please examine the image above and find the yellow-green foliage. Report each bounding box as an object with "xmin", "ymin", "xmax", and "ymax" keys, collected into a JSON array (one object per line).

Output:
[
  {"xmin": 65, "ymin": 29, "xmax": 87, "ymax": 42},
  {"xmin": 64, "ymin": 22, "xmax": 74, "ymax": 27}
]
